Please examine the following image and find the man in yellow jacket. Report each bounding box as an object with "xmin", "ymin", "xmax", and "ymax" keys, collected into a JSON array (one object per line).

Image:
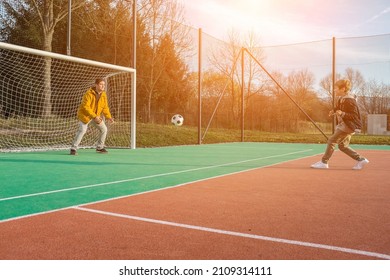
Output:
[{"xmin": 70, "ymin": 78, "xmax": 114, "ymax": 155}]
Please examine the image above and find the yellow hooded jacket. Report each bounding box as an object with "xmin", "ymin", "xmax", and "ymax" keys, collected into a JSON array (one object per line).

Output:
[{"xmin": 77, "ymin": 87, "xmax": 112, "ymax": 124}]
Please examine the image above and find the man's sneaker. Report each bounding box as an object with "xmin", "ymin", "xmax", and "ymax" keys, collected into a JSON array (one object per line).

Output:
[
  {"xmin": 311, "ymin": 161, "xmax": 329, "ymax": 169},
  {"xmin": 70, "ymin": 149, "xmax": 77, "ymax": 155},
  {"xmin": 352, "ymin": 158, "xmax": 369, "ymax": 170},
  {"xmin": 96, "ymin": 148, "xmax": 108, "ymax": 153}
]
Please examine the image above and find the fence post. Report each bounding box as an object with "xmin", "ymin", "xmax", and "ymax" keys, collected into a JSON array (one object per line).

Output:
[
  {"xmin": 67, "ymin": 0, "xmax": 72, "ymax": 55},
  {"xmin": 332, "ymin": 37, "xmax": 336, "ymax": 134},
  {"xmin": 198, "ymin": 28, "xmax": 202, "ymax": 145},
  {"xmin": 241, "ymin": 47, "xmax": 245, "ymax": 142}
]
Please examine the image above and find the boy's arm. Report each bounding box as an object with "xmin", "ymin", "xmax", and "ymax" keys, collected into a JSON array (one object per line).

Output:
[{"xmin": 340, "ymin": 99, "xmax": 360, "ymax": 120}]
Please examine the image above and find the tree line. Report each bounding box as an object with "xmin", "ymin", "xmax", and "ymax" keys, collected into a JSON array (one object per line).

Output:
[
  {"xmin": 1, "ymin": 0, "xmax": 193, "ymax": 123},
  {"xmin": 1, "ymin": 0, "xmax": 389, "ymax": 133}
]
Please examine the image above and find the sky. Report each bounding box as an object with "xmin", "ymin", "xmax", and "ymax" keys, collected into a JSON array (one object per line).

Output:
[{"xmin": 180, "ymin": 0, "xmax": 390, "ymax": 45}]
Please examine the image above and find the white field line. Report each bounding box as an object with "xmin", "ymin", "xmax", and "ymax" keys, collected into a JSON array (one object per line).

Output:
[
  {"xmin": 74, "ymin": 206, "xmax": 390, "ymax": 260},
  {"xmin": 0, "ymin": 150, "xmax": 318, "ymax": 224},
  {"xmin": 0, "ymin": 149, "xmax": 312, "ymax": 202}
]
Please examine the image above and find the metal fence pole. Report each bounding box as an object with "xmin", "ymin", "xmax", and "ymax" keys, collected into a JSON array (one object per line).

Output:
[
  {"xmin": 241, "ymin": 47, "xmax": 245, "ymax": 142},
  {"xmin": 66, "ymin": 0, "xmax": 72, "ymax": 55},
  {"xmin": 198, "ymin": 28, "xmax": 202, "ymax": 144},
  {"xmin": 332, "ymin": 37, "xmax": 336, "ymax": 134}
]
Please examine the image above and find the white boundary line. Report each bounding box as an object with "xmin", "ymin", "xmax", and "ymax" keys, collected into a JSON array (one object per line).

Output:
[
  {"xmin": 0, "ymin": 150, "xmax": 318, "ymax": 223},
  {"xmin": 0, "ymin": 149, "xmax": 312, "ymax": 202},
  {"xmin": 73, "ymin": 206, "xmax": 390, "ymax": 260}
]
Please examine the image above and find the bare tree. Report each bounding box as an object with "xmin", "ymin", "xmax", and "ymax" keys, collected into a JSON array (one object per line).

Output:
[
  {"xmin": 360, "ymin": 80, "xmax": 390, "ymax": 114},
  {"xmin": 241, "ymin": 31, "xmax": 267, "ymax": 109},
  {"xmin": 344, "ymin": 67, "xmax": 365, "ymax": 96},
  {"xmin": 285, "ymin": 69, "xmax": 317, "ymax": 131},
  {"xmin": 320, "ymin": 68, "xmax": 365, "ymax": 105},
  {"xmin": 24, "ymin": 0, "xmax": 81, "ymax": 52},
  {"xmin": 2, "ymin": 0, "xmax": 85, "ymax": 116},
  {"xmin": 38, "ymin": 0, "xmax": 85, "ymax": 116},
  {"xmin": 138, "ymin": 0, "xmax": 191, "ymax": 121},
  {"xmin": 207, "ymin": 29, "xmax": 266, "ymax": 126}
]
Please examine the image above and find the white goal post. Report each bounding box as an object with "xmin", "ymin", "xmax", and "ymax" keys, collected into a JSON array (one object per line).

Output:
[{"xmin": 0, "ymin": 42, "xmax": 136, "ymax": 152}]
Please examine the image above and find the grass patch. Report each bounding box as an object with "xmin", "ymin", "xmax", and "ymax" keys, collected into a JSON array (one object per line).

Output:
[{"xmin": 135, "ymin": 123, "xmax": 390, "ymax": 147}]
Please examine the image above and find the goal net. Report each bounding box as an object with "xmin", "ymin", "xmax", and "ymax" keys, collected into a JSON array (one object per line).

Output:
[{"xmin": 0, "ymin": 42, "xmax": 136, "ymax": 152}]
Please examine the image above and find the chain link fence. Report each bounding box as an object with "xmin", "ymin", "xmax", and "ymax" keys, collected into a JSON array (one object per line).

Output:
[{"xmin": 1, "ymin": 1, "xmax": 389, "ymax": 148}]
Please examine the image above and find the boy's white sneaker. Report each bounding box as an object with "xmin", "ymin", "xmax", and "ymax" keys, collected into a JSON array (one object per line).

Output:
[
  {"xmin": 311, "ymin": 161, "xmax": 329, "ymax": 169},
  {"xmin": 353, "ymin": 158, "xmax": 369, "ymax": 170}
]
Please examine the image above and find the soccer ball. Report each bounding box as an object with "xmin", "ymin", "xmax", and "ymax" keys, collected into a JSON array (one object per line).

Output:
[{"xmin": 171, "ymin": 114, "xmax": 184, "ymax": 126}]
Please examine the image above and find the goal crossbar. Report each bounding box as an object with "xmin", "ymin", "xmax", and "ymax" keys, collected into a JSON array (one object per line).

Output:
[{"xmin": 0, "ymin": 42, "xmax": 136, "ymax": 74}]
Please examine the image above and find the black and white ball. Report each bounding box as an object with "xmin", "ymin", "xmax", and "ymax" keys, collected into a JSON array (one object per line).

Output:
[{"xmin": 171, "ymin": 114, "xmax": 184, "ymax": 126}]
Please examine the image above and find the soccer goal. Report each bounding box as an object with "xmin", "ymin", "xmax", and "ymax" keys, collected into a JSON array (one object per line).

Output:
[{"xmin": 0, "ymin": 42, "xmax": 136, "ymax": 152}]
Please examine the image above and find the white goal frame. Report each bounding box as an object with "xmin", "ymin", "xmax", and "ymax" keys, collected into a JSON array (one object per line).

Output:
[{"xmin": 0, "ymin": 42, "xmax": 137, "ymax": 150}]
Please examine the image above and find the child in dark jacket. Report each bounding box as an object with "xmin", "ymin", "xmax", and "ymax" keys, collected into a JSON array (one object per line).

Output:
[{"xmin": 311, "ymin": 79, "xmax": 369, "ymax": 170}]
